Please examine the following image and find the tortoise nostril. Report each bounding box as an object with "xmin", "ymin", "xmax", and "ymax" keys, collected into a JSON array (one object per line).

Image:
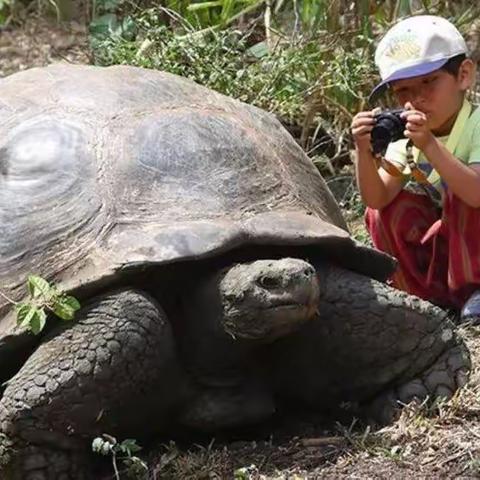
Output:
[
  {"xmin": 303, "ymin": 266, "xmax": 315, "ymax": 278},
  {"xmin": 258, "ymin": 275, "xmax": 280, "ymax": 290}
]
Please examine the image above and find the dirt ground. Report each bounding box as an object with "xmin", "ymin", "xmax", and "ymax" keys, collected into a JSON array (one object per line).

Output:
[
  {"xmin": 0, "ymin": 16, "xmax": 89, "ymax": 77},
  {"xmin": 2, "ymin": 16, "xmax": 480, "ymax": 480}
]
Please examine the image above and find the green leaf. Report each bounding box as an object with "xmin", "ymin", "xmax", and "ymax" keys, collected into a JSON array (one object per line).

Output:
[
  {"xmin": 118, "ymin": 15, "xmax": 136, "ymax": 41},
  {"xmin": 247, "ymin": 41, "xmax": 269, "ymax": 59},
  {"xmin": 27, "ymin": 275, "xmax": 53, "ymax": 300},
  {"xmin": 119, "ymin": 438, "xmax": 142, "ymax": 455},
  {"xmin": 394, "ymin": 0, "xmax": 413, "ymax": 20},
  {"xmin": 234, "ymin": 467, "xmax": 250, "ymax": 480},
  {"xmin": 52, "ymin": 295, "xmax": 80, "ymax": 321},
  {"xmin": 89, "ymin": 13, "xmax": 118, "ymax": 39},
  {"xmin": 15, "ymin": 303, "xmax": 36, "ymax": 327},
  {"xmin": 187, "ymin": 1, "xmax": 223, "ymax": 11},
  {"xmin": 102, "ymin": 0, "xmax": 121, "ymax": 10},
  {"xmin": 29, "ymin": 309, "xmax": 47, "ymax": 335},
  {"xmin": 0, "ymin": 0, "xmax": 12, "ymax": 9},
  {"xmin": 92, "ymin": 437, "xmax": 105, "ymax": 454},
  {"xmin": 16, "ymin": 304, "xmax": 47, "ymax": 334}
]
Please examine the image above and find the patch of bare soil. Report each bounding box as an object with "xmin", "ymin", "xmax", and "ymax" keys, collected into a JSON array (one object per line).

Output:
[{"xmin": 0, "ymin": 16, "xmax": 90, "ymax": 78}]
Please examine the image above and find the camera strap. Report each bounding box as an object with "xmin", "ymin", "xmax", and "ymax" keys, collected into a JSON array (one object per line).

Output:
[
  {"xmin": 405, "ymin": 140, "xmax": 428, "ymax": 184},
  {"xmin": 404, "ymin": 139, "xmax": 442, "ymax": 207},
  {"xmin": 408, "ymin": 99, "xmax": 472, "ymax": 186}
]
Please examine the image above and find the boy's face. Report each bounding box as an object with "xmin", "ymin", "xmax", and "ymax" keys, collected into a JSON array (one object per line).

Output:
[{"xmin": 389, "ymin": 60, "xmax": 474, "ymax": 135}]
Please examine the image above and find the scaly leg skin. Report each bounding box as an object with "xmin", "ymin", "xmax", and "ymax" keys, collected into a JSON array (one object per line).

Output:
[
  {"xmin": 0, "ymin": 289, "xmax": 186, "ymax": 480},
  {"xmin": 367, "ymin": 343, "xmax": 470, "ymax": 424},
  {"xmin": 265, "ymin": 265, "xmax": 471, "ymax": 421}
]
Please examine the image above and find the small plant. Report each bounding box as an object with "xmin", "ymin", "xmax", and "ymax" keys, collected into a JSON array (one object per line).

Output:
[
  {"xmin": 234, "ymin": 464, "xmax": 259, "ymax": 479},
  {"xmin": 89, "ymin": 0, "xmax": 136, "ymax": 45},
  {"xmin": 0, "ymin": 275, "xmax": 80, "ymax": 335},
  {"xmin": 0, "ymin": 0, "xmax": 13, "ymax": 24},
  {"xmin": 92, "ymin": 434, "xmax": 148, "ymax": 480},
  {"xmin": 468, "ymin": 457, "xmax": 480, "ymax": 474}
]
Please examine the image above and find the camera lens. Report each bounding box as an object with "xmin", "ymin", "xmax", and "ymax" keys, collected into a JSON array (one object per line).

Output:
[
  {"xmin": 371, "ymin": 110, "xmax": 406, "ymax": 155},
  {"xmin": 371, "ymin": 125, "xmax": 393, "ymax": 155}
]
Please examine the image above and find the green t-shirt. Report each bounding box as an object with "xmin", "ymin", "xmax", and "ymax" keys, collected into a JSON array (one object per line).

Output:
[{"xmin": 385, "ymin": 102, "xmax": 480, "ymax": 195}]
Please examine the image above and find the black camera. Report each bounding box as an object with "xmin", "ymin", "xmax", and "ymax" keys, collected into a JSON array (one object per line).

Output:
[{"xmin": 371, "ymin": 109, "xmax": 407, "ymax": 156}]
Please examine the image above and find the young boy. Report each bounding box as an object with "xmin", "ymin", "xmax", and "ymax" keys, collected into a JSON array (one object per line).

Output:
[{"xmin": 351, "ymin": 15, "xmax": 480, "ymax": 322}]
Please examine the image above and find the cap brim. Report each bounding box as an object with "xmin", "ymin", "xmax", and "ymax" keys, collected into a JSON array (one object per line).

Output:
[{"xmin": 368, "ymin": 58, "xmax": 450, "ymax": 103}]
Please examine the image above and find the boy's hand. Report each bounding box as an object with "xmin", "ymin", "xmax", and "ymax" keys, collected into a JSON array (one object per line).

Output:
[
  {"xmin": 351, "ymin": 108, "xmax": 381, "ymax": 154},
  {"xmin": 401, "ymin": 102, "xmax": 435, "ymax": 151}
]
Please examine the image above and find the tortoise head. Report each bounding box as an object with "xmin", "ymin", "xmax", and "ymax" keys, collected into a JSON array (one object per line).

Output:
[{"xmin": 218, "ymin": 258, "xmax": 320, "ymax": 341}]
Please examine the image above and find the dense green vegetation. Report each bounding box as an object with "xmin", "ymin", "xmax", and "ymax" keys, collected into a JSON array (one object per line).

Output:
[{"xmin": 88, "ymin": 1, "xmax": 479, "ymax": 175}]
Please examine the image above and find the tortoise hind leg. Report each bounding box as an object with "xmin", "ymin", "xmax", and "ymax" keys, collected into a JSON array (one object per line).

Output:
[
  {"xmin": 0, "ymin": 289, "xmax": 186, "ymax": 480},
  {"xmin": 264, "ymin": 265, "xmax": 471, "ymax": 420},
  {"xmin": 367, "ymin": 343, "xmax": 469, "ymax": 424}
]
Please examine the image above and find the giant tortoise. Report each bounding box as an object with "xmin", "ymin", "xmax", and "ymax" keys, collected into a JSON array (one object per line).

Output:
[{"xmin": 0, "ymin": 64, "xmax": 470, "ymax": 479}]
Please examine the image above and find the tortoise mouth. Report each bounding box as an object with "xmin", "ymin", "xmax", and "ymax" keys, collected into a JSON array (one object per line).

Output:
[
  {"xmin": 264, "ymin": 303, "xmax": 310, "ymax": 312},
  {"xmin": 262, "ymin": 302, "xmax": 309, "ymax": 310},
  {"xmin": 228, "ymin": 303, "xmax": 318, "ymax": 342},
  {"xmin": 263, "ymin": 302, "xmax": 318, "ymax": 324}
]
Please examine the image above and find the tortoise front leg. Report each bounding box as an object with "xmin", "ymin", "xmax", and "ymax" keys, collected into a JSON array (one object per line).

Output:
[{"xmin": 0, "ymin": 289, "xmax": 186, "ymax": 480}]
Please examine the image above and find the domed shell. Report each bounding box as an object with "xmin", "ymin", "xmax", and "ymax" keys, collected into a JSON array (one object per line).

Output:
[{"xmin": 0, "ymin": 64, "xmax": 395, "ymax": 341}]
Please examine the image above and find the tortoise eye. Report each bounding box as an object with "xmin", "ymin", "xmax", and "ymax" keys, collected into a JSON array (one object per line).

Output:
[
  {"xmin": 224, "ymin": 291, "xmax": 245, "ymax": 303},
  {"xmin": 258, "ymin": 275, "xmax": 280, "ymax": 289}
]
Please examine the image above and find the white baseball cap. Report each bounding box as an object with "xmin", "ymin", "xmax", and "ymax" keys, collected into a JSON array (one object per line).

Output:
[{"xmin": 370, "ymin": 15, "xmax": 468, "ymax": 100}]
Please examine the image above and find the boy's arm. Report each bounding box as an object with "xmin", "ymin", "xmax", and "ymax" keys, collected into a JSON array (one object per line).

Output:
[
  {"xmin": 352, "ymin": 110, "xmax": 405, "ymax": 209},
  {"xmin": 355, "ymin": 148, "xmax": 405, "ymax": 209}
]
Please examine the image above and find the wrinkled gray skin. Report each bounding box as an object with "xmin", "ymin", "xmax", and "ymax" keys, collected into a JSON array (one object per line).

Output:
[
  {"xmin": 0, "ymin": 64, "xmax": 471, "ymax": 479},
  {"xmin": 219, "ymin": 258, "xmax": 319, "ymax": 340}
]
